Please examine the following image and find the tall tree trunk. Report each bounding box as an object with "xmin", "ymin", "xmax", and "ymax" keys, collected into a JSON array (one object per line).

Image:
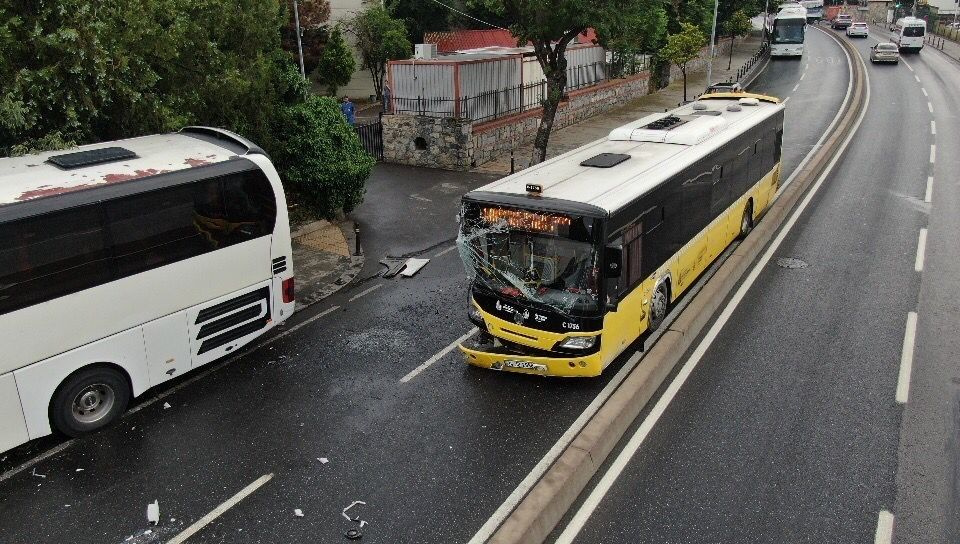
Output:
[
  {"xmin": 728, "ymin": 34, "xmax": 735, "ymax": 69},
  {"xmin": 681, "ymin": 65, "xmax": 687, "ymax": 102},
  {"xmin": 533, "ymin": 69, "xmax": 566, "ymax": 164}
]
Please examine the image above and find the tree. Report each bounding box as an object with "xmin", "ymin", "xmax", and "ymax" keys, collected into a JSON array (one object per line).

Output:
[
  {"xmin": 660, "ymin": 22, "xmax": 707, "ymax": 102},
  {"xmin": 280, "ymin": 0, "xmax": 332, "ymax": 75},
  {"xmin": 348, "ymin": 6, "xmax": 411, "ymax": 101},
  {"xmin": 386, "ymin": 0, "xmax": 454, "ymax": 43},
  {"xmin": 274, "ymin": 96, "xmax": 375, "ymax": 218},
  {"xmin": 313, "ymin": 27, "xmax": 356, "ymax": 95},
  {"xmin": 597, "ymin": 0, "xmax": 669, "ymax": 76},
  {"xmin": 723, "ymin": 10, "xmax": 753, "ymax": 69},
  {"xmin": 471, "ymin": 0, "xmax": 633, "ymax": 164}
]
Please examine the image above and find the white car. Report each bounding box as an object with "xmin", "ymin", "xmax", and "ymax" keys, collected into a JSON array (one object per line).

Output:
[{"xmin": 846, "ymin": 22, "xmax": 868, "ymax": 38}]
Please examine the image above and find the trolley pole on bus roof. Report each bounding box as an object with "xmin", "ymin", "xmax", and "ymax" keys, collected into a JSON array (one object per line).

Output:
[
  {"xmin": 292, "ymin": 0, "xmax": 307, "ymax": 82},
  {"xmin": 706, "ymin": 0, "xmax": 719, "ymax": 87}
]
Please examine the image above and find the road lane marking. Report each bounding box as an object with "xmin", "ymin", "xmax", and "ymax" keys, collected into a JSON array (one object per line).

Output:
[
  {"xmin": 556, "ymin": 35, "xmax": 870, "ymax": 540},
  {"xmin": 930, "ymin": 144, "xmax": 936, "ymax": 164},
  {"xmin": 400, "ymin": 328, "xmax": 478, "ymax": 383},
  {"xmin": 921, "ymin": 87, "xmax": 928, "ymax": 97},
  {"xmin": 927, "ymin": 102, "xmax": 933, "ymax": 113},
  {"xmin": 925, "ymin": 176, "xmax": 933, "ymax": 203},
  {"xmin": 903, "ymin": 59, "xmax": 914, "ymax": 71},
  {"xmin": 897, "ymin": 313, "xmax": 918, "ymax": 404},
  {"xmin": 914, "ymin": 74, "xmax": 920, "ymax": 83},
  {"xmin": 167, "ymin": 474, "xmax": 274, "ymax": 544},
  {"xmin": 348, "ymin": 283, "xmax": 382, "ymax": 302},
  {"xmin": 433, "ymin": 244, "xmax": 459, "ymax": 258},
  {"xmin": 799, "ymin": 72, "xmax": 806, "ymax": 81},
  {"xmin": 875, "ymin": 510, "xmax": 895, "ymax": 544},
  {"xmin": 792, "ymin": 83, "xmax": 800, "ymax": 92},
  {"xmin": 930, "ymin": 120, "xmax": 936, "ymax": 135},
  {"xmin": 783, "ymin": 97, "xmax": 790, "ymax": 104},
  {"xmin": 914, "ymin": 229, "xmax": 927, "ymax": 272}
]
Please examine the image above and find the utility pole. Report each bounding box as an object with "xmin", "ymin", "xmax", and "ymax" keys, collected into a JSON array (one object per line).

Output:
[
  {"xmin": 706, "ymin": 0, "xmax": 719, "ymax": 87},
  {"xmin": 292, "ymin": 0, "xmax": 307, "ymax": 81}
]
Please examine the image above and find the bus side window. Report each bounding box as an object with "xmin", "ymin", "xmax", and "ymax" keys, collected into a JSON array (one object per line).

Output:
[
  {"xmin": 221, "ymin": 171, "xmax": 277, "ymax": 242},
  {"xmin": 774, "ymin": 129, "xmax": 783, "ymax": 163},
  {"xmin": 0, "ymin": 206, "xmax": 111, "ymax": 315},
  {"xmin": 621, "ymin": 222, "xmax": 643, "ymax": 294}
]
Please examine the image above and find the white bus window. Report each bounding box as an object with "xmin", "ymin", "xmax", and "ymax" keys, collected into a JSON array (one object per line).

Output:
[
  {"xmin": 221, "ymin": 171, "xmax": 277, "ymax": 242},
  {"xmin": 0, "ymin": 207, "xmax": 111, "ymax": 315}
]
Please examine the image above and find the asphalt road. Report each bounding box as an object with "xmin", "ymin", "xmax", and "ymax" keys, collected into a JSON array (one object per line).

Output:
[
  {"xmin": 551, "ymin": 27, "xmax": 960, "ymax": 544},
  {"xmin": 0, "ymin": 27, "xmax": 929, "ymax": 544}
]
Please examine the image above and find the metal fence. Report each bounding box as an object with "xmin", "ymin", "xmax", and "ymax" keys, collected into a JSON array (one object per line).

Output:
[
  {"xmin": 355, "ymin": 117, "xmax": 383, "ymax": 160},
  {"xmin": 387, "ymin": 59, "xmax": 649, "ymax": 124}
]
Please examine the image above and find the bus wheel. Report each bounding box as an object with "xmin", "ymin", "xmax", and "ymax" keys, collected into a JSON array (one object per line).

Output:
[
  {"xmin": 50, "ymin": 366, "xmax": 131, "ymax": 438},
  {"xmin": 649, "ymin": 282, "xmax": 670, "ymax": 332},
  {"xmin": 738, "ymin": 202, "xmax": 754, "ymax": 239}
]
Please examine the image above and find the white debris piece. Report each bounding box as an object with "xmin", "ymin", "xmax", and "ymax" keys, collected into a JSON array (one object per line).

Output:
[
  {"xmin": 31, "ymin": 468, "xmax": 46, "ymax": 479},
  {"xmin": 294, "ymin": 509, "xmax": 304, "ymax": 517},
  {"xmin": 317, "ymin": 457, "xmax": 329, "ymax": 464},
  {"xmin": 75, "ymin": 468, "xmax": 84, "ymax": 472},
  {"xmin": 163, "ymin": 402, "xmax": 171, "ymax": 410},
  {"xmin": 400, "ymin": 258, "xmax": 430, "ymax": 277},
  {"xmin": 341, "ymin": 501, "xmax": 366, "ymax": 522},
  {"xmin": 147, "ymin": 500, "xmax": 160, "ymax": 525},
  {"xmin": 144, "ymin": 530, "xmax": 152, "ymax": 535},
  {"xmin": 359, "ymin": 520, "xmax": 368, "ymax": 528}
]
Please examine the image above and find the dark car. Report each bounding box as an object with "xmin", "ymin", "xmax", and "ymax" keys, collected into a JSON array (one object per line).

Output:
[{"xmin": 831, "ymin": 14, "xmax": 852, "ymax": 29}]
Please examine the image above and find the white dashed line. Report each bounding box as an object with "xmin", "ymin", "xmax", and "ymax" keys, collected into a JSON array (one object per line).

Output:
[
  {"xmin": 921, "ymin": 87, "xmax": 928, "ymax": 97},
  {"xmin": 930, "ymin": 144, "xmax": 936, "ymax": 164},
  {"xmin": 799, "ymin": 72, "xmax": 806, "ymax": 81},
  {"xmin": 167, "ymin": 474, "xmax": 274, "ymax": 544},
  {"xmin": 896, "ymin": 313, "xmax": 919, "ymax": 404},
  {"xmin": 792, "ymin": 84, "xmax": 800, "ymax": 92},
  {"xmin": 783, "ymin": 96, "xmax": 791, "ymax": 104},
  {"xmin": 805, "ymin": 63, "xmax": 810, "ymax": 70},
  {"xmin": 903, "ymin": 59, "xmax": 914, "ymax": 71},
  {"xmin": 348, "ymin": 283, "xmax": 383, "ymax": 302},
  {"xmin": 914, "ymin": 74, "xmax": 920, "ymax": 83},
  {"xmin": 930, "ymin": 120, "xmax": 936, "ymax": 135},
  {"xmin": 400, "ymin": 328, "xmax": 478, "ymax": 383},
  {"xmin": 915, "ymin": 228, "xmax": 927, "ymax": 272},
  {"xmin": 875, "ymin": 510, "xmax": 895, "ymax": 543},
  {"xmin": 925, "ymin": 176, "xmax": 933, "ymax": 203},
  {"xmin": 927, "ymin": 102, "xmax": 933, "ymax": 113},
  {"xmin": 433, "ymin": 244, "xmax": 459, "ymax": 258}
]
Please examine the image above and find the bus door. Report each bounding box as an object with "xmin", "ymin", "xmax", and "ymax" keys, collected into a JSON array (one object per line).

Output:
[{"xmin": 143, "ymin": 312, "xmax": 192, "ymax": 387}]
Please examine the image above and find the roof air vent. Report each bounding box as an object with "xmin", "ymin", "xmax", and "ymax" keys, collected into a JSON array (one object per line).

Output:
[
  {"xmin": 726, "ymin": 104, "xmax": 743, "ymax": 112},
  {"xmin": 47, "ymin": 147, "xmax": 137, "ymax": 169},
  {"xmin": 693, "ymin": 110, "xmax": 722, "ymax": 116},
  {"xmin": 643, "ymin": 115, "xmax": 687, "ymax": 131},
  {"xmin": 580, "ymin": 153, "xmax": 631, "ymax": 168},
  {"xmin": 738, "ymin": 97, "xmax": 760, "ymax": 106},
  {"xmin": 691, "ymin": 102, "xmax": 708, "ymax": 110}
]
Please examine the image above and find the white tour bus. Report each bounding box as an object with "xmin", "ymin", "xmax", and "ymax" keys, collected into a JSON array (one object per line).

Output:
[
  {"xmin": 894, "ymin": 17, "xmax": 926, "ymax": 52},
  {"xmin": 800, "ymin": 0, "xmax": 824, "ymax": 22},
  {"xmin": 772, "ymin": 7, "xmax": 808, "ymax": 58},
  {"xmin": 0, "ymin": 128, "xmax": 295, "ymax": 453}
]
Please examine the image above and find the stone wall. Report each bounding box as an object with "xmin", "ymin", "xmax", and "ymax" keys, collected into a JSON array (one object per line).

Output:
[{"xmin": 382, "ymin": 115, "xmax": 472, "ymax": 170}]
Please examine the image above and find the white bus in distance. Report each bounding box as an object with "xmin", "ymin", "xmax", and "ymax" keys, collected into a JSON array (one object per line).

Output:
[
  {"xmin": 772, "ymin": 7, "xmax": 808, "ymax": 58},
  {"xmin": 800, "ymin": 0, "xmax": 824, "ymax": 22},
  {"xmin": 893, "ymin": 17, "xmax": 926, "ymax": 52},
  {"xmin": 0, "ymin": 128, "xmax": 295, "ymax": 453}
]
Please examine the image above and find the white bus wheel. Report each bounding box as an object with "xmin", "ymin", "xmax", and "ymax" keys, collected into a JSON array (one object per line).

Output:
[{"xmin": 50, "ymin": 366, "xmax": 131, "ymax": 438}]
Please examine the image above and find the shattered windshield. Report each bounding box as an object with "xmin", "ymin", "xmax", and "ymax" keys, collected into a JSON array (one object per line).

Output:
[
  {"xmin": 773, "ymin": 20, "xmax": 805, "ymax": 44},
  {"xmin": 457, "ymin": 202, "xmax": 601, "ymax": 316}
]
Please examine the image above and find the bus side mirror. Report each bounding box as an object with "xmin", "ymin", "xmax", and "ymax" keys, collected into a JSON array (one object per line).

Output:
[{"xmin": 604, "ymin": 247, "xmax": 622, "ymax": 278}]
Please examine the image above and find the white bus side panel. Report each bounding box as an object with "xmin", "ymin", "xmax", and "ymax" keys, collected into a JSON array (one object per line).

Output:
[
  {"xmin": 0, "ymin": 373, "xmax": 30, "ymax": 452},
  {"xmin": 143, "ymin": 311, "xmax": 191, "ymax": 387},
  {"xmin": 14, "ymin": 326, "xmax": 149, "ymax": 439},
  {"xmin": 187, "ymin": 280, "xmax": 273, "ymax": 368},
  {"xmin": 0, "ymin": 237, "xmax": 272, "ymax": 377}
]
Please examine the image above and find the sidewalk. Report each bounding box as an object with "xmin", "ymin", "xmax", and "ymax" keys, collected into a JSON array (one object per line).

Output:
[
  {"xmin": 472, "ymin": 35, "xmax": 769, "ymax": 176},
  {"xmin": 290, "ymin": 219, "xmax": 364, "ymax": 310}
]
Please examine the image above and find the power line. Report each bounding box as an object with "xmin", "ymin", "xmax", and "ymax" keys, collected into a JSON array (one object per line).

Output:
[{"xmin": 426, "ymin": 0, "xmax": 510, "ymax": 31}]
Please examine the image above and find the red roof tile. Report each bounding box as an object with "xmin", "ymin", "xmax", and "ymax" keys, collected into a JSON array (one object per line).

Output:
[{"xmin": 423, "ymin": 28, "xmax": 598, "ymax": 53}]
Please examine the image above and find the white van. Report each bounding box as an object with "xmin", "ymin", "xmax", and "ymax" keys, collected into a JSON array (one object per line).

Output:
[
  {"xmin": 894, "ymin": 17, "xmax": 926, "ymax": 52},
  {"xmin": 0, "ymin": 128, "xmax": 295, "ymax": 453}
]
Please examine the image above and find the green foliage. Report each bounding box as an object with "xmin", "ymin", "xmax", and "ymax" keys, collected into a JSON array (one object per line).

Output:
[
  {"xmin": 274, "ymin": 96, "xmax": 374, "ymax": 218},
  {"xmin": 599, "ymin": 0, "xmax": 670, "ymax": 61},
  {"xmin": 723, "ymin": 9, "xmax": 754, "ymax": 37},
  {"xmin": 280, "ymin": 0, "xmax": 332, "ymax": 75},
  {"xmin": 348, "ymin": 6, "xmax": 411, "ymax": 100},
  {"xmin": 661, "ymin": 21, "xmax": 707, "ymax": 67},
  {"xmin": 386, "ymin": 0, "xmax": 454, "ymax": 42},
  {"xmin": 313, "ymin": 27, "xmax": 356, "ymax": 96}
]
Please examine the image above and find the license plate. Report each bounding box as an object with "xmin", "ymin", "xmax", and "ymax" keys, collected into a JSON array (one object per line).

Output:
[{"xmin": 504, "ymin": 360, "xmax": 547, "ymax": 371}]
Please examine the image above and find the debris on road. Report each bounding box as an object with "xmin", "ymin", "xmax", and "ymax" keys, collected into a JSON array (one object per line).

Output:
[
  {"xmin": 31, "ymin": 468, "xmax": 46, "ymax": 479},
  {"xmin": 345, "ymin": 528, "xmax": 363, "ymax": 540},
  {"xmin": 147, "ymin": 500, "xmax": 160, "ymax": 525},
  {"xmin": 75, "ymin": 468, "xmax": 84, "ymax": 472},
  {"xmin": 379, "ymin": 258, "xmax": 407, "ymax": 278},
  {"xmin": 162, "ymin": 402, "xmax": 171, "ymax": 410},
  {"xmin": 776, "ymin": 257, "xmax": 808, "ymax": 269},
  {"xmin": 294, "ymin": 509, "xmax": 304, "ymax": 517},
  {"xmin": 341, "ymin": 500, "xmax": 366, "ymax": 522},
  {"xmin": 400, "ymin": 258, "xmax": 430, "ymax": 277},
  {"xmin": 317, "ymin": 457, "xmax": 329, "ymax": 464}
]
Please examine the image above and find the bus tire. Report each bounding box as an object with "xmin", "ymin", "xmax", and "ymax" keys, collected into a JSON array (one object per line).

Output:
[
  {"xmin": 50, "ymin": 366, "xmax": 131, "ymax": 438},
  {"xmin": 738, "ymin": 201, "xmax": 754, "ymax": 239},
  {"xmin": 648, "ymin": 282, "xmax": 670, "ymax": 332}
]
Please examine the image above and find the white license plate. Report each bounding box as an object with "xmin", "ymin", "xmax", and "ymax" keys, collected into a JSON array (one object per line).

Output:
[{"xmin": 504, "ymin": 360, "xmax": 547, "ymax": 371}]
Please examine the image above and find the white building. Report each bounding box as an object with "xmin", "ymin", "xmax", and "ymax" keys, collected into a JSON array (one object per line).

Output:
[{"xmin": 329, "ymin": 0, "xmax": 378, "ymax": 99}]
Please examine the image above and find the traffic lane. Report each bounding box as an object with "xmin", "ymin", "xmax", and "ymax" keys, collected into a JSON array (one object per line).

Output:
[
  {"xmin": 351, "ymin": 163, "xmax": 499, "ymax": 277},
  {"xmin": 891, "ymin": 44, "xmax": 960, "ymax": 544},
  {"xmin": 0, "ymin": 248, "xmax": 615, "ymax": 544},
  {"xmin": 750, "ymin": 27, "xmax": 849, "ymax": 184},
  {"xmin": 563, "ymin": 33, "xmax": 932, "ymax": 543}
]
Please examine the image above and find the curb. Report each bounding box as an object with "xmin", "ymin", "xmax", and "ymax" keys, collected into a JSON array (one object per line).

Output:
[
  {"xmin": 485, "ymin": 29, "xmax": 870, "ymax": 544},
  {"xmin": 291, "ymin": 219, "xmax": 365, "ymax": 310}
]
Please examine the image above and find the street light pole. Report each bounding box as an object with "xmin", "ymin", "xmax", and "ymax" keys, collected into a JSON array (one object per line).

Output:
[
  {"xmin": 292, "ymin": 0, "xmax": 307, "ymax": 81},
  {"xmin": 707, "ymin": 0, "xmax": 720, "ymax": 87}
]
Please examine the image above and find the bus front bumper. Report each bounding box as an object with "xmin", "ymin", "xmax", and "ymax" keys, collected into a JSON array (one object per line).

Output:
[{"xmin": 458, "ymin": 333, "xmax": 603, "ymax": 378}]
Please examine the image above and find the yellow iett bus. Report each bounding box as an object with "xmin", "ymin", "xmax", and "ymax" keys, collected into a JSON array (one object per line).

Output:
[{"xmin": 457, "ymin": 93, "xmax": 784, "ymax": 377}]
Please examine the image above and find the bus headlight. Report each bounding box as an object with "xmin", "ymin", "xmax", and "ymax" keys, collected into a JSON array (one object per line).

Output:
[{"xmin": 558, "ymin": 336, "xmax": 597, "ymax": 350}]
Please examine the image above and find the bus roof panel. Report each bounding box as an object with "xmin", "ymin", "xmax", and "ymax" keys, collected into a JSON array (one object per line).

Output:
[{"xmin": 0, "ymin": 131, "xmax": 248, "ymax": 207}]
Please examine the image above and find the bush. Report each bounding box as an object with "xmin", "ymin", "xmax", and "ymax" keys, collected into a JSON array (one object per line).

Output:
[{"xmin": 275, "ymin": 96, "xmax": 374, "ymax": 218}]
